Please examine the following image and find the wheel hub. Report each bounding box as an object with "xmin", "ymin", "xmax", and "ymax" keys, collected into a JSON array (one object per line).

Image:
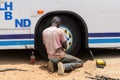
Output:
[{"xmin": 60, "ymin": 26, "xmax": 73, "ymax": 50}]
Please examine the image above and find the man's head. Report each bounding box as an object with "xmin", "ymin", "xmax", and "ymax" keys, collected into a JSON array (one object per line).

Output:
[{"xmin": 51, "ymin": 16, "xmax": 61, "ymax": 27}]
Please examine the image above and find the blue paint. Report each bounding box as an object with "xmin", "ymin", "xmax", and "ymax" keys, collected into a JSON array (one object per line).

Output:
[
  {"xmin": 0, "ymin": 2, "xmax": 31, "ymax": 28},
  {"xmin": 5, "ymin": 12, "xmax": 12, "ymax": 20},
  {"xmin": 15, "ymin": 19, "xmax": 31, "ymax": 27},
  {"xmin": 0, "ymin": 38, "xmax": 120, "ymax": 46},
  {"xmin": 0, "ymin": 2, "xmax": 13, "ymax": 10},
  {"xmin": 0, "ymin": 34, "xmax": 34, "ymax": 39},
  {"xmin": 5, "ymin": 2, "xmax": 13, "ymax": 10},
  {"xmin": 89, "ymin": 32, "xmax": 120, "ymax": 37},
  {"xmin": 88, "ymin": 32, "xmax": 120, "ymax": 44},
  {"xmin": 89, "ymin": 38, "xmax": 120, "ymax": 44},
  {"xmin": 0, "ymin": 40, "xmax": 34, "ymax": 46},
  {"xmin": 0, "ymin": 32, "xmax": 120, "ymax": 46}
]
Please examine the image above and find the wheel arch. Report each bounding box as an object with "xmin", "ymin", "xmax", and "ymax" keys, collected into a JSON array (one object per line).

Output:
[{"xmin": 35, "ymin": 10, "xmax": 88, "ymax": 50}]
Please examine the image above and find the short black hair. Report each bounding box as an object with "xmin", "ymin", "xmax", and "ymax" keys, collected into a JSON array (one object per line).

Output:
[{"xmin": 51, "ymin": 16, "xmax": 61, "ymax": 25}]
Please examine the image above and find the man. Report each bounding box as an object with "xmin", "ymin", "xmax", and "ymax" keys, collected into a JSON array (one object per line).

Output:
[{"xmin": 42, "ymin": 16, "xmax": 83, "ymax": 75}]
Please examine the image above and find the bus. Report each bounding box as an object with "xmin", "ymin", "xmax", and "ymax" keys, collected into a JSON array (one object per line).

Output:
[{"xmin": 0, "ymin": 0, "xmax": 120, "ymax": 59}]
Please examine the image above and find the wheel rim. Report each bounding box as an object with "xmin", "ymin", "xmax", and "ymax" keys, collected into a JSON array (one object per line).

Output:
[{"xmin": 60, "ymin": 25, "xmax": 73, "ymax": 50}]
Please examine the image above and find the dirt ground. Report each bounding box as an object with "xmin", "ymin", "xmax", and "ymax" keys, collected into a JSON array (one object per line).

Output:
[{"xmin": 0, "ymin": 49, "xmax": 120, "ymax": 80}]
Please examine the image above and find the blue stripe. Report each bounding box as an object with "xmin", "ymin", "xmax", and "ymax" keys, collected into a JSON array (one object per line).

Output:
[
  {"xmin": 0, "ymin": 40, "xmax": 34, "ymax": 46},
  {"xmin": 0, "ymin": 32, "xmax": 120, "ymax": 40},
  {"xmin": 0, "ymin": 34, "xmax": 34, "ymax": 39},
  {"xmin": 0, "ymin": 38, "xmax": 120, "ymax": 46},
  {"xmin": 89, "ymin": 32, "xmax": 120, "ymax": 37},
  {"xmin": 89, "ymin": 38, "xmax": 120, "ymax": 44},
  {"xmin": 0, "ymin": 33, "xmax": 120, "ymax": 46}
]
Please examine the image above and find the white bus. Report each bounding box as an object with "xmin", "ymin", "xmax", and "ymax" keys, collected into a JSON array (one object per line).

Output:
[{"xmin": 0, "ymin": 0, "xmax": 120, "ymax": 58}]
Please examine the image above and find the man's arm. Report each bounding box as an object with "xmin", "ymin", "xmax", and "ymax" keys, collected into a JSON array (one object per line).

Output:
[
  {"xmin": 62, "ymin": 41, "xmax": 67, "ymax": 49},
  {"xmin": 60, "ymin": 29, "xmax": 67, "ymax": 49}
]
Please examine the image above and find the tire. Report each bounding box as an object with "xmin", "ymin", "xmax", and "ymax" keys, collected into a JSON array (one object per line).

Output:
[{"xmin": 35, "ymin": 15, "xmax": 81, "ymax": 59}]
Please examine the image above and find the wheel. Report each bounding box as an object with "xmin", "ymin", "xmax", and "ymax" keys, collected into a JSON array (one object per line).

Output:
[{"xmin": 35, "ymin": 15, "xmax": 82, "ymax": 59}]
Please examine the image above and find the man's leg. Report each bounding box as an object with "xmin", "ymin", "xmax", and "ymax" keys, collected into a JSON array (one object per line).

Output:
[
  {"xmin": 48, "ymin": 60, "xmax": 54, "ymax": 73},
  {"xmin": 58, "ymin": 54, "xmax": 83, "ymax": 74},
  {"xmin": 62, "ymin": 54, "xmax": 83, "ymax": 63},
  {"xmin": 48, "ymin": 59, "xmax": 59, "ymax": 73}
]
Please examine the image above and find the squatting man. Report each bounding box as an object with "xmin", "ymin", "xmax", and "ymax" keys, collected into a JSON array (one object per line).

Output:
[{"xmin": 42, "ymin": 16, "xmax": 83, "ymax": 75}]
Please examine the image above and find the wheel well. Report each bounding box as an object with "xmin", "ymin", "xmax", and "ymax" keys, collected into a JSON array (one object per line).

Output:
[{"xmin": 35, "ymin": 11, "xmax": 88, "ymax": 49}]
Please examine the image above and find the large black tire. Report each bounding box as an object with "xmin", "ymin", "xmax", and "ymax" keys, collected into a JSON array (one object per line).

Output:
[{"xmin": 35, "ymin": 15, "xmax": 82, "ymax": 59}]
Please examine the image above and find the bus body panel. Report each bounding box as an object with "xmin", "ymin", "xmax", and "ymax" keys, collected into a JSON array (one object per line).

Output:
[{"xmin": 0, "ymin": 0, "xmax": 120, "ymax": 49}]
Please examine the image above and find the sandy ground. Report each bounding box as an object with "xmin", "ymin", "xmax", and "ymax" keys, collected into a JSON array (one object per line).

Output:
[{"xmin": 0, "ymin": 49, "xmax": 120, "ymax": 80}]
